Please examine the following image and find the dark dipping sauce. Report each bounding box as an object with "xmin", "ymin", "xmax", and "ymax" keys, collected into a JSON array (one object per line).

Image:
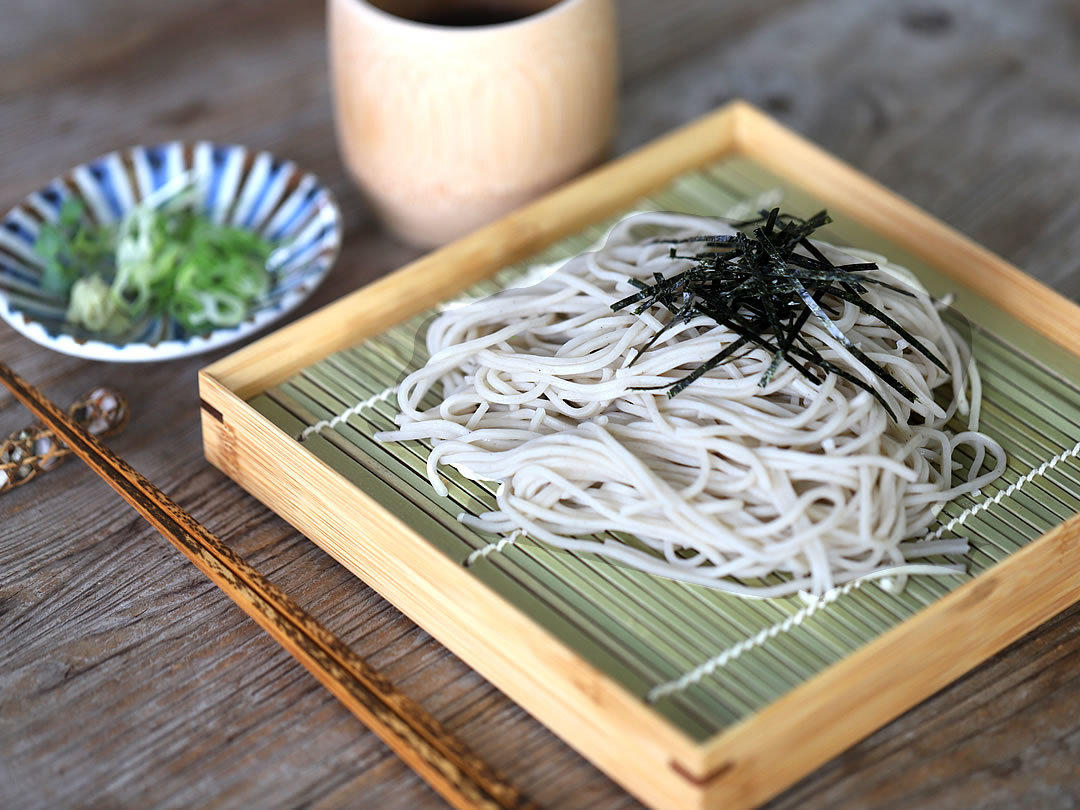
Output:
[{"xmin": 372, "ymin": 1, "xmax": 557, "ymax": 27}]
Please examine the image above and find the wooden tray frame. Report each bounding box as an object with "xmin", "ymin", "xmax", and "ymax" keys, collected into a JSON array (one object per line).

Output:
[{"xmin": 199, "ymin": 102, "xmax": 1080, "ymax": 810}]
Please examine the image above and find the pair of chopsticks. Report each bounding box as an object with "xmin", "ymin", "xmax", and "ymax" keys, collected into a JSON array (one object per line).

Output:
[{"xmin": 0, "ymin": 364, "xmax": 533, "ymax": 810}]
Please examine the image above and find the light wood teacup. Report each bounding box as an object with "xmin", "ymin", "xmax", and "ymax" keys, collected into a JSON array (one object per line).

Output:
[{"xmin": 328, "ymin": 0, "xmax": 618, "ymax": 247}]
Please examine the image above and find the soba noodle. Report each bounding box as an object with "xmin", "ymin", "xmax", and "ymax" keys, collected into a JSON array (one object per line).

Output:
[{"xmin": 377, "ymin": 212, "xmax": 1006, "ymax": 597}]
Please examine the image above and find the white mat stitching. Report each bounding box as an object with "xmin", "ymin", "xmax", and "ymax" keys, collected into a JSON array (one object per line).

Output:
[
  {"xmin": 299, "ymin": 384, "xmax": 398, "ymax": 440},
  {"xmin": 464, "ymin": 530, "xmax": 524, "ymax": 567}
]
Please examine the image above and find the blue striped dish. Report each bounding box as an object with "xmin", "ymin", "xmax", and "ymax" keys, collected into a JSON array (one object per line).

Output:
[{"xmin": 0, "ymin": 142, "xmax": 341, "ymax": 362}]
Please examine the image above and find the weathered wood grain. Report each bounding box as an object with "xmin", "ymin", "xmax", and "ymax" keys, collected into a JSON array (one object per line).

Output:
[{"xmin": 1, "ymin": 0, "xmax": 1079, "ymax": 808}]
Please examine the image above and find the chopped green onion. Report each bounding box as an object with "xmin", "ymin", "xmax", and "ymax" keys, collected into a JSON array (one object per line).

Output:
[{"xmin": 34, "ymin": 182, "xmax": 274, "ymax": 337}]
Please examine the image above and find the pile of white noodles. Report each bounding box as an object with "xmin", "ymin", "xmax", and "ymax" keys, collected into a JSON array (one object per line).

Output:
[{"xmin": 377, "ymin": 212, "xmax": 1006, "ymax": 597}]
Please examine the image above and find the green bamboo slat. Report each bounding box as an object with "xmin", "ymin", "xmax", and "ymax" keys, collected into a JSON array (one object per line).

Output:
[{"xmin": 255, "ymin": 156, "xmax": 1080, "ymax": 741}]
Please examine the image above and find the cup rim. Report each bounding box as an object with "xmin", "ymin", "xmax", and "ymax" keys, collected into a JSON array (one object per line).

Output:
[{"xmin": 347, "ymin": 0, "xmax": 587, "ymax": 34}]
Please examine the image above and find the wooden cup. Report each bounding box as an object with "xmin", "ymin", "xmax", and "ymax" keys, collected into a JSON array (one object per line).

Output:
[{"xmin": 328, "ymin": 0, "xmax": 618, "ymax": 247}]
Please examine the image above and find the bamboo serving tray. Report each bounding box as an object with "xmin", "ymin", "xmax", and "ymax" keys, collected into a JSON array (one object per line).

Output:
[{"xmin": 199, "ymin": 102, "xmax": 1080, "ymax": 810}]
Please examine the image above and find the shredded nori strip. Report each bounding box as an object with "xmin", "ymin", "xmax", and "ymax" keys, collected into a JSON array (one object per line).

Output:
[{"xmin": 611, "ymin": 208, "xmax": 946, "ymax": 418}]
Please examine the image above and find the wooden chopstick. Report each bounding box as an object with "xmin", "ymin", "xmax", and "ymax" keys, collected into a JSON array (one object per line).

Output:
[{"xmin": 0, "ymin": 364, "xmax": 534, "ymax": 810}]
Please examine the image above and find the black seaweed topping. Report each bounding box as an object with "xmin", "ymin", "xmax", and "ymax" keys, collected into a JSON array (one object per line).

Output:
[{"xmin": 611, "ymin": 209, "xmax": 946, "ymax": 418}]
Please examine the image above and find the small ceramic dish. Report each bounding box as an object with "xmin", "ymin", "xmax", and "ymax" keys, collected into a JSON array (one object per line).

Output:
[{"xmin": 0, "ymin": 142, "xmax": 341, "ymax": 362}]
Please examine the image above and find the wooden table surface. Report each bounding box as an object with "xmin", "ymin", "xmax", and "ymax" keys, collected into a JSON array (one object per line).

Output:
[{"xmin": 3, "ymin": 1, "xmax": 1079, "ymax": 807}]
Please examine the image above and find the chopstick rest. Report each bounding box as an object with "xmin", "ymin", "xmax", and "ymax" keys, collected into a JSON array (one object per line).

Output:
[{"xmin": 0, "ymin": 386, "xmax": 128, "ymax": 494}]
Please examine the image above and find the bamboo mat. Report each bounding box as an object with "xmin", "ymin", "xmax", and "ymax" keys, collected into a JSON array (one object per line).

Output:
[{"xmin": 250, "ymin": 156, "xmax": 1080, "ymax": 740}]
